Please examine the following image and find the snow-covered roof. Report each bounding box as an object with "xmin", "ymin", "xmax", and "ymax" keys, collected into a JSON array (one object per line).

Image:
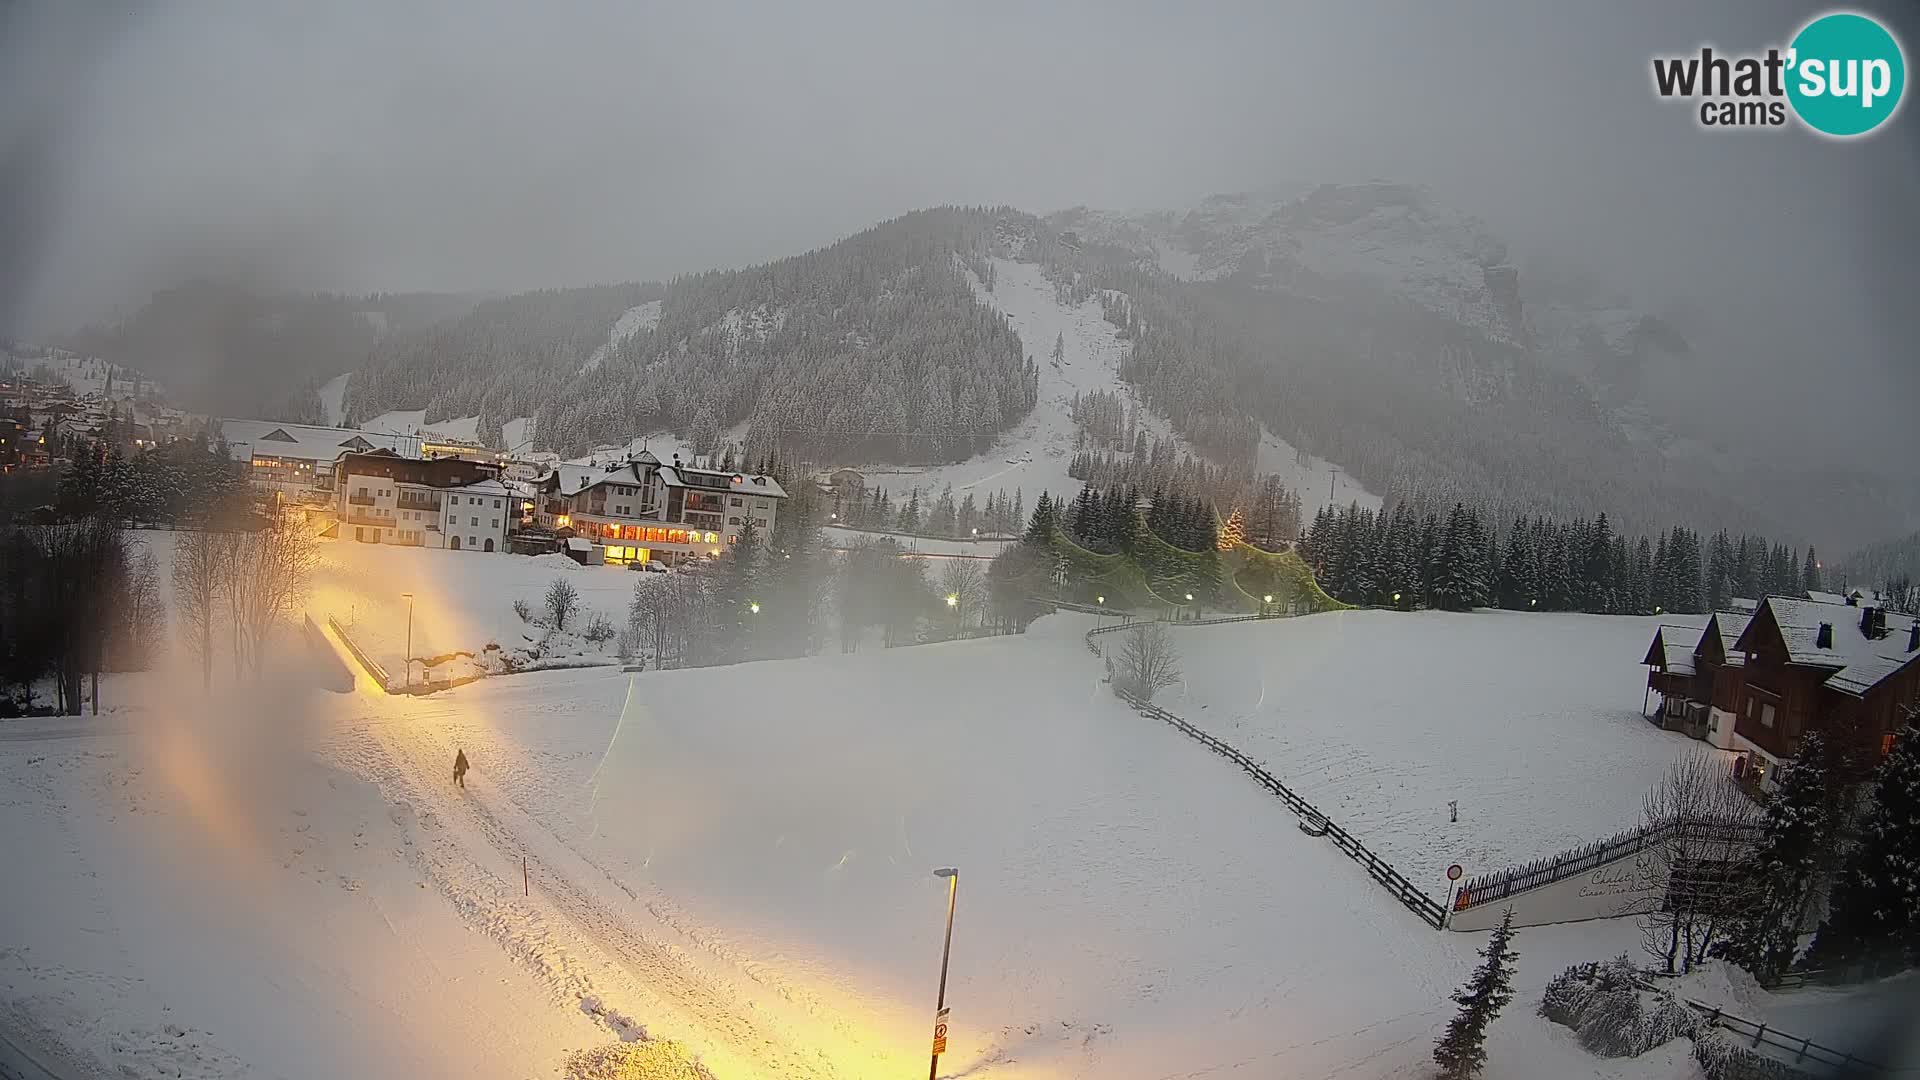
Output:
[
  {"xmin": 1708, "ymin": 612, "xmax": 1750, "ymax": 667},
  {"xmin": 220, "ymin": 419, "xmax": 421, "ymax": 462},
  {"xmin": 1740, "ymin": 595, "xmax": 1920, "ymax": 698},
  {"xmin": 657, "ymin": 465, "xmax": 787, "ymax": 498},
  {"xmin": 1652, "ymin": 624, "xmax": 1702, "ymax": 675},
  {"xmin": 452, "ymin": 478, "xmax": 513, "ymax": 497}
]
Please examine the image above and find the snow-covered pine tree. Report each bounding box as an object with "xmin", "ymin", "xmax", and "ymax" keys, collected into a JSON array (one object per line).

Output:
[
  {"xmin": 1023, "ymin": 492, "xmax": 1055, "ymax": 548},
  {"xmin": 1805, "ymin": 717, "xmax": 1920, "ymax": 977},
  {"xmin": 1434, "ymin": 907, "xmax": 1519, "ymax": 1080},
  {"xmin": 1803, "ymin": 547, "xmax": 1822, "ymax": 594},
  {"xmin": 1712, "ymin": 732, "xmax": 1832, "ymax": 984}
]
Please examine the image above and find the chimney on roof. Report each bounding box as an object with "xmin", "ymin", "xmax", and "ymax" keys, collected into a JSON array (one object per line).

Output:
[
  {"xmin": 1860, "ymin": 606, "xmax": 1890, "ymax": 640},
  {"xmin": 1816, "ymin": 622, "xmax": 1834, "ymax": 649},
  {"xmin": 1909, "ymin": 621, "xmax": 1920, "ymax": 653},
  {"xmin": 1846, "ymin": 591, "xmax": 1859, "ymax": 606}
]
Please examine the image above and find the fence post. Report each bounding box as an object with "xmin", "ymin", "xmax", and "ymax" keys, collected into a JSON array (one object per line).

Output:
[{"xmin": 1750, "ymin": 1023, "xmax": 1766, "ymax": 1049}]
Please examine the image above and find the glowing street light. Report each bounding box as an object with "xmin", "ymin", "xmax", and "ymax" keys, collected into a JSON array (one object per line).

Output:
[
  {"xmin": 1096, "ymin": 595, "xmax": 1105, "ymax": 605},
  {"xmin": 1393, "ymin": 591, "xmax": 1402, "ymax": 606},
  {"xmin": 1184, "ymin": 592, "xmax": 1194, "ymax": 602},
  {"xmin": 1263, "ymin": 594, "xmax": 1273, "ymax": 604},
  {"xmin": 749, "ymin": 601, "xmax": 761, "ymax": 615},
  {"xmin": 928, "ymin": 867, "xmax": 959, "ymax": 1080},
  {"xmin": 400, "ymin": 592, "xmax": 415, "ymax": 689},
  {"xmin": 946, "ymin": 594, "xmax": 958, "ymax": 608}
]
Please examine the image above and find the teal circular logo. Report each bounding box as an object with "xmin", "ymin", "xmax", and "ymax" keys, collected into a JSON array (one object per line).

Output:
[{"xmin": 1787, "ymin": 12, "xmax": 1905, "ymax": 137}]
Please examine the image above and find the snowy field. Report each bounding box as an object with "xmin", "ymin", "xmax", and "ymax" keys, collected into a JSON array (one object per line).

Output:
[
  {"xmin": 313, "ymin": 541, "xmax": 636, "ymax": 679},
  {"xmin": 4, "ymin": 579, "xmax": 1907, "ymax": 1079},
  {"xmin": 1161, "ymin": 609, "xmax": 1714, "ymax": 885},
  {"xmin": 313, "ymin": 616, "xmax": 1684, "ymax": 1080},
  {"xmin": 851, "ymin": 257, "xmax": 1381, "ymax": 519}
]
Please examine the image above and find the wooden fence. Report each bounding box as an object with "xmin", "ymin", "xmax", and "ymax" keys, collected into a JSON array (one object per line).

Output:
[
  {"xmin": 1454, "ymin": 816, "xmax": 1764, "ymax": 913},
  {"xmin": 1086, "ymin": 619, "xmax": 1447, "ymax": 928}
]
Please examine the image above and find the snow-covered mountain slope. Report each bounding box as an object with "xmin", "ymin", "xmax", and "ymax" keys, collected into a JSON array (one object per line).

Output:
[
  {"xmin": 1060, "ymin": 182, "xmax": 1668, "ymax": 393},
  {"xmin": 581, "ymin": 300, "xmax": 662, "ymax": 374},
  {"xmin": 862, "ymin": 257, "xmax": 1381, "ymax": 515}
]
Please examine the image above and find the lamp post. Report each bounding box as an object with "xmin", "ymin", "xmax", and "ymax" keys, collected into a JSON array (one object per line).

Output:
[
  {"xmin": 928, "ymin": 867, "xmax": 959, "ymax": 1080},
  {"xmin": 400, "ymin": 592, "xmax": 415, "ymax": 689}
]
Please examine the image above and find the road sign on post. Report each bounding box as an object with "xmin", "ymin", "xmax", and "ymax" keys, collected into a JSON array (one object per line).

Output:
[
  {"xmin": 1446, "ymin": 864, "xmax": 1463, "ymax": 882},
  {"xmin": 931, "ymin": 1007, "xmax": 950, "ymax": 1055}
]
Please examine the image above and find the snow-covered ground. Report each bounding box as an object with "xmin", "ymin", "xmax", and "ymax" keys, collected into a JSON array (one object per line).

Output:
[
  {"xmin": 313, "ymin": 541, "xmax": 635, "ymax": 680},
  {"xmin": 317, "ymin": 372, "xmax": 351, "ymax": 427},
  {"xmin": 1162, "ymin": 609, "xmax": 1714, "ymax": 885},
  {"xmin": 852, "ymin": 257, "xmax": 1380, "ymax": 519},
  {"xmin": 5, "ymin": 564, "xmax": 1905, "ymax": 1079},
  {"xmin": 364, "ymin": 409, "xmax": 481, "ymax": 445}
]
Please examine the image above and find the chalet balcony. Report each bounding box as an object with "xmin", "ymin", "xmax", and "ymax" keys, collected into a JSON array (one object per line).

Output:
[
  {"xmin": 348, "ymin": 493, "xmax": 377, "ymax": 506},
  {"xmin": 397, "ymin": 497, "xmax": 442, "ymax": 512},
  {"xmin": 346, "ymin": 511, "xmax": 392, "ymax": 527}
]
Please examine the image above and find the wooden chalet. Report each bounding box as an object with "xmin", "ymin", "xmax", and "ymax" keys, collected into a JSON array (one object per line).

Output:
[
  {"xmin": 1728, "ymin": 595, "xmax": 1920, "ymax": 792},
  {"xmin": 1641, "ymin": 611, "xmax": 1750, "ymax": 748}
]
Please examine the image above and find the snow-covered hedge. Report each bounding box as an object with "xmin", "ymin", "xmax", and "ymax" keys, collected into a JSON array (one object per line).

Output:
[{"xmin": 1539, "ymin": 954, "xmax": 1700, "ymax": 1058}]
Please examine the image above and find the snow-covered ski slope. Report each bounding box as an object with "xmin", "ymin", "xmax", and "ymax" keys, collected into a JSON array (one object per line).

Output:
[
  {"xmin": 861, "ymin": 258, "xmax": 1379, "ymax": 517},
  {"xmin": 317, "ymin": 372, "xmax": 351, "ymax": 426},
  {"xmin": 582, "ymin": 300, "xmax": 662, "ymax": 374}
]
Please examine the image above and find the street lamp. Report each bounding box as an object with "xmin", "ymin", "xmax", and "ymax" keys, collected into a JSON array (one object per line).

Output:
[
  {"xmin": 946, "ymin": 594, "xmax": 958, "ymax": 608},
  {"xmin": 1393, "ymin": 591, "xmax": 1402, "ymax": 607},
  {"xmin": 928, "ymin": 867, "xmax": 959, "ymax": 1080},
  {"xmin": 400, "ymin": 592, "xmax": 415, "ymax": 689},
  {"xmin": 749, "ymin": 601, "xmax": 760, "ymax": 615}
]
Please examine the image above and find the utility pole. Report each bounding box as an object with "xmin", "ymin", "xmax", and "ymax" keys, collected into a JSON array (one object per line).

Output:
[{"xmin": 401, "ymin": 592, "xmax": 415, "ymax": 689}]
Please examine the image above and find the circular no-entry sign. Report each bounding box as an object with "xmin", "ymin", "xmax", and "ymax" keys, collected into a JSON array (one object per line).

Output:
[{"xmin": 1446, "ymin": 864, "xmax": 1464, "ymax": 882}]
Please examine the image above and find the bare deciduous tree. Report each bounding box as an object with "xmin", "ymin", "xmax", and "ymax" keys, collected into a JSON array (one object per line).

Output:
[
  {"xmin": 219, "ymin": 513, "xmax": 316, "ymax": 679},
  {"xmin": 545, "ymin": 577, "xmax": 580, "ymax": 630},
  {"xmin": 1117, "ymin": 621, "xmax": 1182, "ymax": 701},
  {"xmin": 938, "ymin": 560, "xmax": 986, "ymax": 630},
  {"xmin": 172, "ymin": 529, "xmax": 225, "ymax": 690},
  {"xmin": 1637, "ymin": 752, "xmax": 1761, "ymax": 974}
]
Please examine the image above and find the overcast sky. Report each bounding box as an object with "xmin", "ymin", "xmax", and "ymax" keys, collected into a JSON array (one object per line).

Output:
[{"xmin": 3, "ymin": 1, "xmax": 1915, "ymax": 425}]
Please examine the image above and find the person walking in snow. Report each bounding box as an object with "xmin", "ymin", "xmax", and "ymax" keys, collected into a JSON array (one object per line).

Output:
[{"xmin": 453, "ymin": 748, "xmax": 469, "ymax": 788}]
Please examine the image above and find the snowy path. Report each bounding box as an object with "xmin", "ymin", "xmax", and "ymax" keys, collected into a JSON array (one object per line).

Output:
[{"xmin": 322, "ymin": 651, "xmax": 888, "ymax": 1078}]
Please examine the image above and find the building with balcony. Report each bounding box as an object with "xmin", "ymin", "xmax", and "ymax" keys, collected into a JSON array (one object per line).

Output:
[
  {"xmin": 534, "ymin": 451, "xmax": 786, "ymax": 565},
  {"xmin": 221, "ymin": 419, "xmax": 423, "ymax": 497},
  {"xmin": 335, "ymin": 450, "xmax": 512, "ymax": 551}
]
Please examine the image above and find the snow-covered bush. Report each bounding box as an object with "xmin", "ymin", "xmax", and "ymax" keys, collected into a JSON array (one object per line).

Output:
[
  {"xmin": 1693, "ymin": 1030, "xmax": 1813, "ymax": 1080},
  {"xmin": 583, "ymin": 611, "xmax": 615, "ymax": 645},
  {"xmin": 1540, "ymin": 954, "xmax": 1697, "ymax": 1059},
  {"xmin": 513, "ymin": 598, "xmax": 532, "ymax": 623}
]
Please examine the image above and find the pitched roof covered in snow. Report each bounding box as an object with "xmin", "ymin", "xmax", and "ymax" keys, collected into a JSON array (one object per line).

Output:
[
  {"xmin": 1712, "ymin": 611, "xmax": 1758, "ymax": 661},
  {"xmin": 1642, "ymin": 624, "xmax": 1703, "ymax": 675},
  {"xmin": 1734, "ymin": 594, "xmax": 1920, "ymax": 698},
  {"xmin": 220, "ymin": 419, "xmax": 422, "ymax": 462}
]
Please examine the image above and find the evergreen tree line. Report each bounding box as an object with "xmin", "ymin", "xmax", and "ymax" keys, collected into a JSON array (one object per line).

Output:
[
  {"xmin": 1301, "ymin": 499, "xmax": 1834, "ymax": 615},
  {"xmin": 832, "ymin": 484, "xmax": 1026, "ymax": 538},
  {"xmin": 1067, "ymin": 440, "xmax": 1303, "ymax": 551},
  {"xmin": 56, "ymin": 433, "xmax": 252, "ymax": 527}
]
